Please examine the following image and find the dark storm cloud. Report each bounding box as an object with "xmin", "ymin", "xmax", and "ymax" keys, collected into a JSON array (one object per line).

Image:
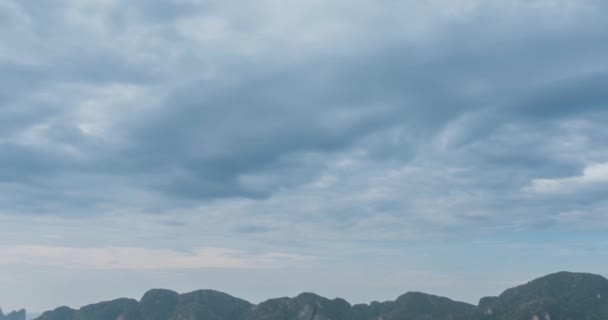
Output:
[
  {"xmin": 526, "ymin": 79, "xmax": 608, "ymax": 119},
  {"xmin": 0, "ymin": 0, "xmax": 606, "ymax": 232},
  {"xmin": 4, "ymin": 1, "xmax": 608, "ymax": 312},
  {"xmin": 123, "ymin": 62, "xmax": 407, "ymax": 198}
]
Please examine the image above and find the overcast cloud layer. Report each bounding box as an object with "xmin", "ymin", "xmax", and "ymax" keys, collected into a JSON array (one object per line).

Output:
[{"xmin": 1, "ymin": 0, "xmax": 608, "ymax": 313}]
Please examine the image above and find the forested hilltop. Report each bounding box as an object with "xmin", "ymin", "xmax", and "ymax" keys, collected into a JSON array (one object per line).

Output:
[{"xmin": 22, "ymin": 272, "xmax": 608, "ymax": 320}]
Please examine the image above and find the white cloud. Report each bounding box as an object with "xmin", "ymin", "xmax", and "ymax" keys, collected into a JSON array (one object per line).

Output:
[{"xmin": 525, "ymin": 162, "xmax": 608, "ymax": 194}]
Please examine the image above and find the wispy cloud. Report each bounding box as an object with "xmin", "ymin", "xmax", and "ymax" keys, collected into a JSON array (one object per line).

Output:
[
  {"xmin": 525, "ymin": 162, "xmax": 608, "ymax": 194},
  {"xmin": 0, "ymin": 245, "xmax": 312, "ymax": 270}
]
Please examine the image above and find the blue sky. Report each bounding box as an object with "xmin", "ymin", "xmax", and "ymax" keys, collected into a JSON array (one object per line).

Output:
[{"xmin": 1, "ymin": 0, "xmax": 608, "ymax": 313}]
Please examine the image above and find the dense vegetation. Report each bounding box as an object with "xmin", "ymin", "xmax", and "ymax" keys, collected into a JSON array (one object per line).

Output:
[
  {"xmin": 6, "ymin": 272, "xmax": 608, "ymax": 320},
  {"xmin": 479, "ymin": 272, "xmax": 608, "ymax": 320}
]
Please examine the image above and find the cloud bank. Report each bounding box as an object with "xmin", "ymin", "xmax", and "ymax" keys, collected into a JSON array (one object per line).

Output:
[{"xmin": 1, "ymin": 0, "xmax": 608, "ymax": 312}]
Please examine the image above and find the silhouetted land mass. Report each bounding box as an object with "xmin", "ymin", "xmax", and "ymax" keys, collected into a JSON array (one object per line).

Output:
[
  {"xmin": 0, "ymin": 308, "xmax": 26, "ymax": 320},
  {"xmin": 22, "ymin": 271, "xmax": 608, "ymax": 320}
]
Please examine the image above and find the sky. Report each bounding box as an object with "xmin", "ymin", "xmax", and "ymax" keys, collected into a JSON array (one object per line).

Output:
[{"xmin": 1, "ymin": 0, "xmax": 608, "ymax": 314}]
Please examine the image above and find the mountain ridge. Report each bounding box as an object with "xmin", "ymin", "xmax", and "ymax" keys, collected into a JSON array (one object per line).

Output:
[
  {"xmin": 0, "ymin": 308, "xmax": 26, "ymax": 320},
  {"xmin": 28, "ymin": 271, "xmax": 608, "ymax": 320}
]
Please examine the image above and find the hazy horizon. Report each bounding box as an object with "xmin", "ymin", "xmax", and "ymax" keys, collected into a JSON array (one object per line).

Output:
[{"xmin": 1, "ymin": 0, "xmax": 608, "ymax": 313}]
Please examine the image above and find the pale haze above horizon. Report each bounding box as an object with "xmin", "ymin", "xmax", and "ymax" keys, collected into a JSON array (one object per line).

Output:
[{"xmin": 1, "ymin": 0, "xmax": 608, "ymax": 313}]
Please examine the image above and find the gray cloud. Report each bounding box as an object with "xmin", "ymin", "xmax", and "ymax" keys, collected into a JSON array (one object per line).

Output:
[
  {"xmin": 0, "ymin": 0, "xmax": 607, "ymax": 233},
  {"xmin": 4, "ymin": 0, "xmax": 608, "ymax": 312}
]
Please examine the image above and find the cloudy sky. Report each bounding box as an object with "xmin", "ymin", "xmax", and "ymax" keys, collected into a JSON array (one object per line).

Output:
[{"xmin": 2, "ymin": 0, "xmax": 608, "ymax": 313}]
